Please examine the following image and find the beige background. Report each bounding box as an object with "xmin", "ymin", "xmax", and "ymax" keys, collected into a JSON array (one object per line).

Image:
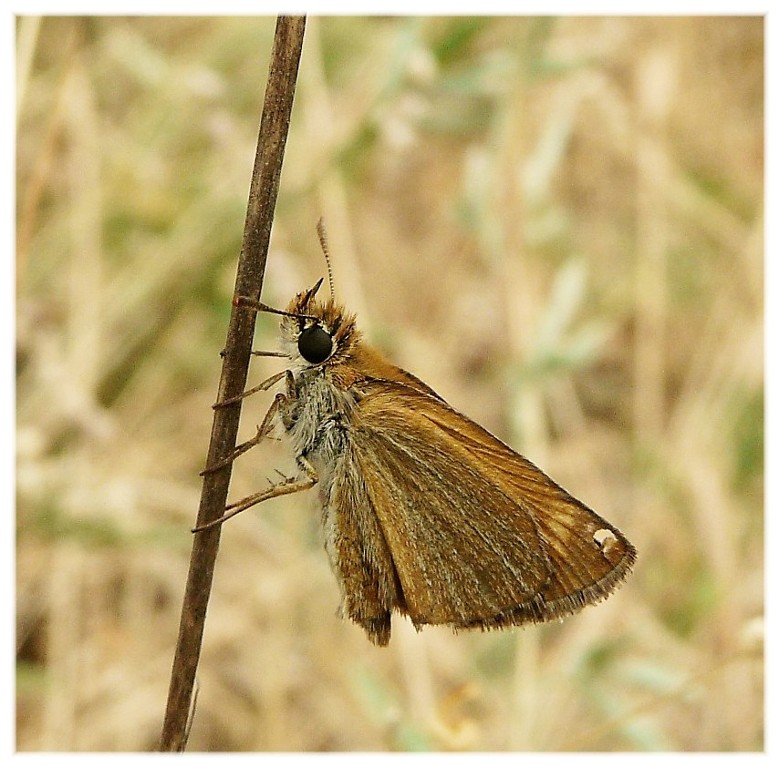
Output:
[{"xmin": 16, "ymin": 16, "xmax": 763, "ymax": 751}]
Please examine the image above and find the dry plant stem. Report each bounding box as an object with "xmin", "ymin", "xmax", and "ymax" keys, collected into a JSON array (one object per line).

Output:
[{"xmin": 158, "ymin": 15, "xmax": 306, "ymax": 752}]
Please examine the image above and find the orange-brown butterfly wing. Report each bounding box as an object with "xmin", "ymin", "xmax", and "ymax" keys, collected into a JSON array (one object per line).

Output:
[{"xmin": 350, "ymin": 379, "xmax": 636, "ymax": 631}]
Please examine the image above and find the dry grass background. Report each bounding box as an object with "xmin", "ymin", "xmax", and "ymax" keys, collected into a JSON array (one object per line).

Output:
[{"xmin": 15, "ymin": 16, "xmax": 763, "ymax": 752}]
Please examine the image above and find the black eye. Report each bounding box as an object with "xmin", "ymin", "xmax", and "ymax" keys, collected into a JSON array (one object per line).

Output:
[{"xmin": 298, "ymin": 325, "xmax": 333, "ymax": 364}]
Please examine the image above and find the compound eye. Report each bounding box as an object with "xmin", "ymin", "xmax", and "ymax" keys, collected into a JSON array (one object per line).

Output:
[{"xmin": 298, "ymin": 325, "xmax": 333, "ymax": 364}]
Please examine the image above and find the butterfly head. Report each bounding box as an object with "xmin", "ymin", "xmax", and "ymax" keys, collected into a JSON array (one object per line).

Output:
[{"xmin": 280, "ymin": 278, "xmax": 360, "ymax": 370}]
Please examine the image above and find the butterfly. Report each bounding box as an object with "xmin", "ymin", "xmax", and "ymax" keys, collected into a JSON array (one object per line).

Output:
[{"xmin": 197, "ymin": 224, "xmax": 637, "ymax": 646}]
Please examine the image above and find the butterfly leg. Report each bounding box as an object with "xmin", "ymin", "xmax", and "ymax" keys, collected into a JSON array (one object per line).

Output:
[
  {"xmin": 194, "ymin": 373, "xmax": 315, "ymax": 533},
  {"xmin": 192, "ymin": 455, "xmax": 317, "ymax": 533},
  {"xmin": 213, "ymin": 369, "xmax": 287, "ymax": 408},
  {"xmin": 200, "ymin": 390, "xmax": 284, "ymax": 475},
  {"xmin": 202, "ymin": 371, "xmax": 297, "ymax": 474}
]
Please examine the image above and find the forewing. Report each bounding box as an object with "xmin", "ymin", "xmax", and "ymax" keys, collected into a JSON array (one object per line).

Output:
[
  {"xmin": 352, "ymin": 380, "xmax": 636, "ymax": 629},
  {"xmin": 422, "ymin": 399, "xmax": 637, "ymax": 625}
]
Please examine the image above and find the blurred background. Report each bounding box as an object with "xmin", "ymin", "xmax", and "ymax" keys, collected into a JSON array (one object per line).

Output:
[{"xmin": 15, "ymin": 16, "xmax": 763, "ymax": 751}]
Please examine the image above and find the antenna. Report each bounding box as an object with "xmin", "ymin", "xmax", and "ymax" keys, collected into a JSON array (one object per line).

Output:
[{"xmin": 316, "ymin": 217, "xmax": 336, "ymax": 300}]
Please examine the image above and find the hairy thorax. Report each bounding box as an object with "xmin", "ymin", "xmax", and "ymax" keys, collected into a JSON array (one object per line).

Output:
[{"xmin": 285, "ymin": 368, "xmax": 358, "ymax": 479}]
